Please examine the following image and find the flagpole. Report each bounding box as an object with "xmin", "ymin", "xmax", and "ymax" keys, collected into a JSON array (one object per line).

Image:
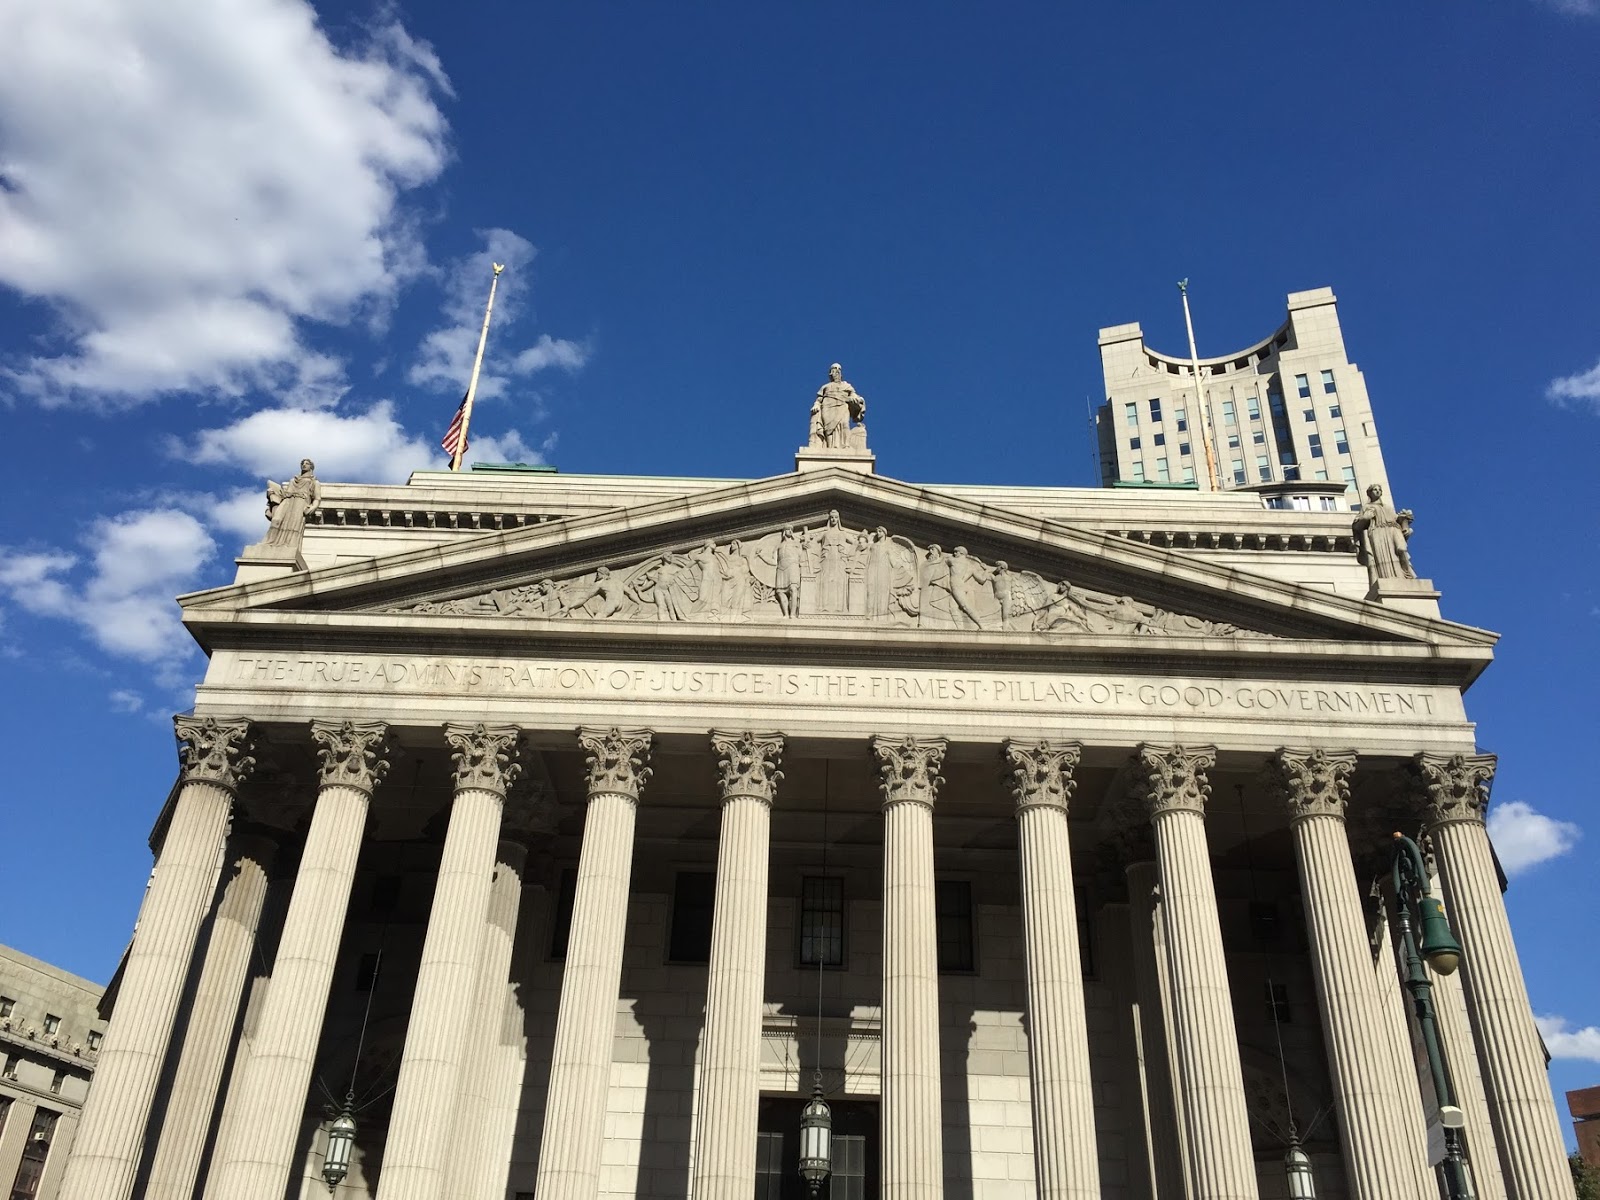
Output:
[
  {"xmin": 451, "ymin": 262, "xmax": 505, "ymax": 472},
  {"xmin": 1178, "ymin": 279, "xmax": 1222, "ymax": 491}
]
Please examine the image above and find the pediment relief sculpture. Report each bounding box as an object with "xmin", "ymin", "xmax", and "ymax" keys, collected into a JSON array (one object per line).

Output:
[{"xmin": 383, "ymin": 512, "xmax": 1268, "ymax": 638}]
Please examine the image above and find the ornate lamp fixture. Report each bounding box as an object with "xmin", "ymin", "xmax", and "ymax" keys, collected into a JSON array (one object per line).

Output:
[
  {"xmin": 1284, "ymin": 1128, "xmax": 1316, "ymax": 1199},
  {"xmin": 321, "ymin": 1092, "xmax": 357, "ymax": 1190},
  {"xmin": 798, "ymin": 1078, "xmax": 833, "ymax": 1196},
  {"xmin": 798, "ymin": 767, "xmax": 834, "ymax": 1196}
]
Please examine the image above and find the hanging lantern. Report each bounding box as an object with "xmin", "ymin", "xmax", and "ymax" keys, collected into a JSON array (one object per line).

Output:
[
  {"xmin": 1284, "ymin": 1133, "xmax": 1316, "ymax": 1200},
  {"xmin": 798, "ymin": 1083, "xmax": 833, "ymax": 1196},
  {"xmin": 1417, "ymin": 894, "xmax": 1463, "ymax": 976},
  {"xmin": 322, "ymin": 1098, "xmax": 357, "ymax": 1191}
]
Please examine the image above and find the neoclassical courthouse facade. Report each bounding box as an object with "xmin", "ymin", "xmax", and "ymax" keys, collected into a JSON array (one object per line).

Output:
[{"xmin": 57, "ymin": 352, "xmax": 1574, "ymax": 1200}]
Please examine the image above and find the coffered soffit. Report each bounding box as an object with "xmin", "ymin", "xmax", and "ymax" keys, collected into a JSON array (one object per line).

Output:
[{"xmin": 179, "ymin": 468, "xmax": 1495, "ymax": 655}]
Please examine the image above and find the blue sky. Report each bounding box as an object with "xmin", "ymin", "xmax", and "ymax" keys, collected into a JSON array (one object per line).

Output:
[{"xmin": 1, "ymin": 0, "xmax": 1597, "ymax": 1143}]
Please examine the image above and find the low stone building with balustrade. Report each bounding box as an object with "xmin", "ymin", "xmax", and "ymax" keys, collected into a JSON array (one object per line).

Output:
[{"xmin": 56, "ymin": 365, "xmax": 1573, "ymax": 1200}]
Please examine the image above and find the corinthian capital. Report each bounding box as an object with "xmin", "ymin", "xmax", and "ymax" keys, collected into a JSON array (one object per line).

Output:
[
  {"xmin": 578, "ymin": 727, "xmax": 653, "ymax": 801},
  {"xmin": 711, "ymin": 731, "xmax": 785, "ymax": 805},
  {"xmin": 872, "ymin": 735, "xmax": 946, "ymax": 809},
  {"xmin": 444, "ymin": 722, "xmax": 524, "ymax": 798},
  {"xmin": 174, "ymin": 716, "xmax": 255, "ymax": 793},
  {"xmin": 1413, "ymin": 751, "xmax": 1496, "ymax": 827},
  {"xmin": 1132, "ymin": 744, "xmax": 1215, "ymax": 818},
  {"xmin": 310, "ymin": 720, "xmax": 393, "ymax": 796},
  {"xmin": 1002, "ymin": 739, "xmax": 1081, "ymax": 813},
  {"xmin": 1265, "ymin": 748, "xmax": 1357, "ymax": 823}
]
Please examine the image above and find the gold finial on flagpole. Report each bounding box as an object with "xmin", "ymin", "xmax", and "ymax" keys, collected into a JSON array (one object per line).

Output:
[{"xmin": 450, "ymin": 263, "xmax": 506, "ymax": 471}]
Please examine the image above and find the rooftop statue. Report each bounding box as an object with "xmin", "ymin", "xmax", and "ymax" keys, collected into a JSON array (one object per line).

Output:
[
  {"xmin": 1351, "ymin": 484, "xmax": 1416, "ymax": 587},
  {"xmin": 261, "ymin": 459, "xmax": 321, "ymax": 551},
  {"xmin": 808, "ymin": 363, "xmax": 868, "ymax": 451}
]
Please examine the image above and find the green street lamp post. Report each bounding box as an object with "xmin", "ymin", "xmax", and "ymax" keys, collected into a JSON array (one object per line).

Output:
[{"xmin": 1392, "ymin": 832, "xmax": 1473, "ymax": 1200}]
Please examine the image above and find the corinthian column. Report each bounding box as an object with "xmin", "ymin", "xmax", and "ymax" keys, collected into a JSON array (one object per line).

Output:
[
  {"xmin": 1002, "ymin": 740, "xmax": 1099, "ymax": 1199},
  {"xmin": 379, "ymin": 723, "xmax": 524, "ymax": 1200},
  {"xmin": 1416, "ymin": 753, "xmax": 1574, "ymax": 1200},
  {"xmin": 691, "ymin": 732, "xmax": 785, "ymax": 1200},
  {"xmin": 534, "ymin": 727, "xmax": 654, "ymax": 1200},
  {"xmin": 60, "ymin": 716, "xmax": 253, "ymax": 1200},
  {"xmin": 1267, "ymin": 749, "xmax": 1418, "ymax": 1198},
  {"xmin": 1133, "ymin": 744, "xmax": 1258, "ymax": 1200},
  {"xmin": 206, "ymin": 719, "xmax": 391, "ymax": 1200},
  {"xmin": 445, "ymin": 779, "xmax": 557, "ymax": 1200},
  {"xmin": 873, "ymin": 735, "xmax": 947, "ymax": 1200},
  {"xmin": 143, "ymin": 827, "xmax": 279, "ymax": 1200}
]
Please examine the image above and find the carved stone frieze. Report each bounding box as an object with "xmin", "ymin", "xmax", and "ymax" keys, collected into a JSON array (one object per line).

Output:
[
  {"xmin": 872, "ymin": 736, "xmax": 946, "ymax": 809},
  {"xmin": 1131, "ymin": 744, "xmax": 1216, "ymax": 818},
  {"xmin": 310, "ymin": 719, "xmax": 394, "ymax": 796},
  {"xmin": 1002, "ymin": 739, "xmax": 1082, "ymax": 813},
  {"xmin": 1413, "ymin": 751, "xmax": 1496, "ymax": 827},
  {"xmin": 711, "ymin": 731, "xmax": 785, "ymax": 805},
  {"xmin": 174, "ymin": 716, "xmax": 255, "ymax": 793},
  {"xmin": 578, "ymin": 727, "xmax": 654, "ymax": 801},
  {"xmin": 1265, "ymin": 748, "xmax": 1357, "ymax": 823},
  {"xmin": 444, "ymin": 722, "xmax": 524, "ymax": 798},
  {"xmin": 382, "ymin": 518, "xmax": 1265, "ymax": 638}
]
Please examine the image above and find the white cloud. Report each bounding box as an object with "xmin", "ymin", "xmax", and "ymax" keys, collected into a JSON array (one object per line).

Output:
[
  {"xmin": 1536, "ymin": 1014, "xmax": 1600, "ymax": 1062},
  {"xmin": 182, "ymin": 398, "xmax": 548, "ymax": 488},
  {"xmin": 109, "ymin": 689, "xmax": 145, "ymax": 714},
  {"xmin": 407, "ymin": 229, "xmax": 591, "ymax": 403},
  {"xmin": 1487, "ymin": 800, "xmax": 1582, "ymax": 875},
  {"xmin": 0, "ymin": 0, "xmax": 451, "ymax": 405},
  {"xmin": 1548, "ymin": 359, "xmax": 1600, "ymax": 411},
  {"xmin": 0, "ymin": 509, "xmax": 215, "ymax": 670},
  {"xmin": 184, "ymin": 400, "xmax": 437, "ymax": 483}
]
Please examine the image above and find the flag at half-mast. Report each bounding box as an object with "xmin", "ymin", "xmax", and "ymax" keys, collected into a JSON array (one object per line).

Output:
[
  {"xmin": 441, "ymin": 262, "xmax": 506, "ymax": 470},
  {"xmin": 440, "ymin": 392, "xmax": 469, "ymax": 460}
]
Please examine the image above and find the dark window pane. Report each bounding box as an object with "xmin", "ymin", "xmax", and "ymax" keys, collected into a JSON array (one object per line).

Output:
[
  {"xmin": 550, "ymin": 869, "xmax": 578, "ymax": 960},
  {"xmin": 935, "ymin": 881, "xmax": 974, "ymax": 972},
  {"xmin": 669, "ymin": 872, "xmax": 716, "ymax": 963},
  {"xmin": 800, "ymin": 877, "xmax": 844, "ymax": 967}
]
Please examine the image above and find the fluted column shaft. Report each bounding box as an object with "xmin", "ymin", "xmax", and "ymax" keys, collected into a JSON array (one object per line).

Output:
[
  {"xmin": 61, "ymin": 717, "xmax": 252, "ymax": 1200},
  {"xmin": 144, "ymin": 830, "xmax": 277, "ymax": 1200},
  {"xmin": 444, "ymin": 839, "xmax": 529, "ymax": 1200},
  {"xmin": 207, "ymin": 720, "xmax": 391, "ymax": 1200},
  {"xmin": 691, "ymin": 733, "xmax": 784, "ymax": 1200},
  {"xmin": 1270, "ymin": 749, "xmax": 1416, "ymax": 1199},
  {"xmin": 380, "ymin": 723, "xmax": 523, "ymax": 1200},
  {"xmin": 1137, "ymin": 744, "xmax": 1259, "ymax": 1200},
  {"xmin": 1419, "ymin": 753, "xmax": 1573, "ymax": 1200},
  {"xmin": 535, "ymin": 727, "xmax": 653, "ymax": 1200},
  {"xmin": 1419, "ymin": 872, "xmax": 1508, "ymax": 1200},
  {"xmin": 1004, "ymin": 740, "xmax": 1098, "ymax": 1199},
  {"xmin": 874, "ymin": 736, "xmax": 946, "ymax": 1200},
  {"xmin": 1124, "ymin": 859, "xmax": 1189, "ymax": 1199}
]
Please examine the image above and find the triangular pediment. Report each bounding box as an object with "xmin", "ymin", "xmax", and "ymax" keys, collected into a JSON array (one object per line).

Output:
[{"xmin": 180, "ymin": 469, "xmax": 1494, "ymax": 660}]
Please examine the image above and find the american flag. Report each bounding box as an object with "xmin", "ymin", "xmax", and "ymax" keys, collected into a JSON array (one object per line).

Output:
[{"xmin": 440, "ymin": 392, "xmax": 469, "ymax": 460}]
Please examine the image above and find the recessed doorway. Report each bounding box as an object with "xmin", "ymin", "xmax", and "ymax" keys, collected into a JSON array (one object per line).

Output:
[{"xmin": 754, "ymin": 1096, "xmax": 878, "ymax": 1199}]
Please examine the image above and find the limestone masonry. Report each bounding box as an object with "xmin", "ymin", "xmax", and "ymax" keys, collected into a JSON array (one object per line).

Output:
[{"xmin": 53, "ymin": 317, "xmax": 1574, "ymax": 1200}]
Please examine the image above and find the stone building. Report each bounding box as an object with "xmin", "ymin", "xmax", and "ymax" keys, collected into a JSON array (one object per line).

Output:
[
  {"xmin": 56, "ymin": 363, "xmax": 1573, "ymax": 1200},
  {"xmin": 1096, "ymin": 288, "xmax": 1390, "ymax": 502},
  {"xmin": 0, "ymin": 945, "xmax": 107, "ymax": 1200}
]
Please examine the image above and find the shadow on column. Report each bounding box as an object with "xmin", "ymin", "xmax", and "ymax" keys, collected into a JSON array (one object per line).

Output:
[{"xmin": 634, "ymin": 975, "xmax": 703, "ymax": 1198}]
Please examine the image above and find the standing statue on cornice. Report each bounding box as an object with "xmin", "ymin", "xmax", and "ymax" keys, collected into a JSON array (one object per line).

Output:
[
  {"xmin": 261, "ymin": 459, "xmax": 321, "ymax": 548},
  {"xmin": 808, "ymin": 363, "xmax": 869, "ymax": 450},
  {"xmin": 1352, "ymin": 483, "xmax": 1417, "ymax": 586}
]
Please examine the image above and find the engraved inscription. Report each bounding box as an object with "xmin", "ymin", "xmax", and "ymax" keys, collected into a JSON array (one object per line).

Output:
[{"xmin": 218, "ymin": 654, "xmax": 1449, "ymax": 721}]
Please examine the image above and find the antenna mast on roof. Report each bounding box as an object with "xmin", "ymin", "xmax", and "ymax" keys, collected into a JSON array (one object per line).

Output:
[{"xmin": 1178, "ymin": 280, "xmax": 1222, "ymax": 492}]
